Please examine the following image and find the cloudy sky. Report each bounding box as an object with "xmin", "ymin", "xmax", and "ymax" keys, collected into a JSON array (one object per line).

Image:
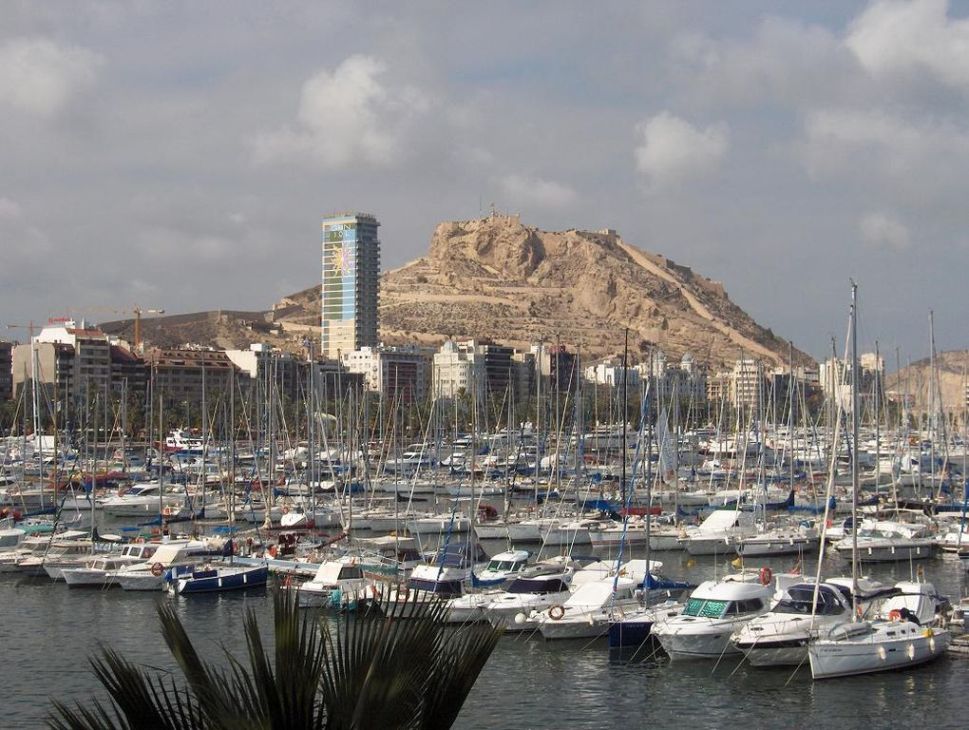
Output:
[{"xmin": 1, "ymin": 0, "xmax": 967, "ymax": 362}]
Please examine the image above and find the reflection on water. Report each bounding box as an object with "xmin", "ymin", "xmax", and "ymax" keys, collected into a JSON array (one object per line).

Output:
[{"xmin": 0, "ymin": 548, "xmax": 967, "ymax": 729}]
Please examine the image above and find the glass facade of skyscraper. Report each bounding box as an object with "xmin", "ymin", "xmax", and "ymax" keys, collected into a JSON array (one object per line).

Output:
[{"xmin": 321, "ymin": 213, "xmax": 380, "ymax": 359}]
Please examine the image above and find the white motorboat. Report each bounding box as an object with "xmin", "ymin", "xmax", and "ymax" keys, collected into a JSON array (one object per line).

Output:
[
  {"xmin": 651, "ymin": 573, "xmax": 773, "ymax": 660},
  {"xmin": 732, "ymin": 579, "xmax": 852, "ymax": 666},
  {"xmin": 60, "ymin": 543, "xmax": 158, "ymax": 587},
  {"xmin": 294, "ymin": 559, "xmax": 369, "ymax": 608},
  {"xmin": 61, "ymin": 551, "xmax": 153, "ymax": 588},
  {"xmin": 484, "ymin": 566, "xmax": 574, "ymax": 632},
  {"xmin": 474, "ymin": 549, "xmax": 530, "ymax": 587},
  {"xmin": 535, "ymin": 576, "xmax": 642, "ymax": 640},
  {"xmin": 20, "ymin": 540, "xmax": 97, "ymax": 579}
]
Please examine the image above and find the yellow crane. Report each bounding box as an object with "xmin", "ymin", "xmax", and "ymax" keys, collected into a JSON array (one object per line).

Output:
[{"xmin": 130, "ymin": 307, "xmax": 165, "ymax": 353}]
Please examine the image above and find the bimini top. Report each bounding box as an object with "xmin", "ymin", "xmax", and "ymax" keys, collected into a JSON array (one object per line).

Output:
[{"xmin": 773, "ymin": 583, "xmax": 849, "ymax": 616}]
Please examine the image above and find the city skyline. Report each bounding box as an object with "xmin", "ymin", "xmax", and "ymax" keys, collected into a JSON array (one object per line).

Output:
[{"xmin": 2, "ymin": 2, "xmax": 969, "ymax": 360}]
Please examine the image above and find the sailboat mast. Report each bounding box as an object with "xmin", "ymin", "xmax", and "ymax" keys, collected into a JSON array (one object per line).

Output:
[
  {"xmin": 850, "ymin": 281, "xmax": 860, "ymax": 616},
  {"xmin": 621, "ymin": 329, "xmax": 628, "ymax": 508}
]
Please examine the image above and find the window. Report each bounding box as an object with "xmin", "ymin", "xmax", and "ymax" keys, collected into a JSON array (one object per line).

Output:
[
  {"xmin": 683, "ymin": 598, "xmax": 728, "ymax": 618},
  {"xmin": 338, "ymin": 566, "xmax": 363, "ymax": 580}
]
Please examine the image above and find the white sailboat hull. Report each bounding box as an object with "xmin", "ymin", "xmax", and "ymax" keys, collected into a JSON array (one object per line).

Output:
[{"xmin": 809, "ymin": 626, "xmax": 950, "ymax": 679}]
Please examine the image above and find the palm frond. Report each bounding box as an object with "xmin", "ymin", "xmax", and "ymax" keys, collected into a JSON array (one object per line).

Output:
[{"xmin": 48, "ymin": 645, "xmax": 203, "ymax": 730}]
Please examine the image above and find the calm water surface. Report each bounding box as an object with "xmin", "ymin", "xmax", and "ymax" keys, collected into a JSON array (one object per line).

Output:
[{"xmin": 1, "ymin": 547, "xmax": 967, "ymax": 729}]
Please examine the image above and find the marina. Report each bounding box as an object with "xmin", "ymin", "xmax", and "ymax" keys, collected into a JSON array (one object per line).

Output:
[{"xmin": 5, "ymin": 3, "xmax": 969, "ymax": 725}]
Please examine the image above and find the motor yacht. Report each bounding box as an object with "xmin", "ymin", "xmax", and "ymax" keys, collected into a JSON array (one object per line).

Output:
[
  {"xmin": 294, "ymin": 559, "xmax": 369, "ymax": 608},
  {"xmin": 652, "ymin": 573, "xmax": 773, "ymax": 660},
  {"xmin": 732, "ymin": 579, "xmax": 852, "ymax": 666}
]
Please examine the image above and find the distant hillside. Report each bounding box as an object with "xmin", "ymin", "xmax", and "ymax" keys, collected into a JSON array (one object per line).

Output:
[
  {"xmin": 281, "ymin": 214, "xmax": 811, "ymax": 366},
  {"xmin": 888, "ymin": 350, "xmax": 969, "ymax": 415}
]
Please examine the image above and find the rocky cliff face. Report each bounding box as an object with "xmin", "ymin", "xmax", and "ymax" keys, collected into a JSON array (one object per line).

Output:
[{"xmin": 281, "ymin": 214, "xmax": 810, "ymax": 366}]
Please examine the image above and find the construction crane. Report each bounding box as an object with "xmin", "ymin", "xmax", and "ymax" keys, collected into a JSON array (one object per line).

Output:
[
  {"xmin": 5, "ymin": 321, "xmax": 38, "ymax": 342},
  {"xmin": 131, "ymin": 307, "xmax": 165, "ymax": 353}
]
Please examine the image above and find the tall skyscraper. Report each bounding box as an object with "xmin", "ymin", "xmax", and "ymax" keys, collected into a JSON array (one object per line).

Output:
[{"xmin": 321, "ymin": 212, "xmax": 381, "ymax": 359}]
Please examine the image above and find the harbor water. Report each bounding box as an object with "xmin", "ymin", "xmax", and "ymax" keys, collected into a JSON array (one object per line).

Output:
[{"xmin": 1, "ymin": 543, "xmax": 967, "ymax": 729}]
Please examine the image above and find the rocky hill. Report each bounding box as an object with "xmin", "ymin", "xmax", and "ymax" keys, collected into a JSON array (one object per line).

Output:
[{"xmin": 281, "ymin": 214, "xmax": 809, "ymax": 367}]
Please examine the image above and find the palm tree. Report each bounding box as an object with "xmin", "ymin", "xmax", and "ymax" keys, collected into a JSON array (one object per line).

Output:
[{"xmin": 50, "ymin": 591, "xmax": 501, "ymax": 729}]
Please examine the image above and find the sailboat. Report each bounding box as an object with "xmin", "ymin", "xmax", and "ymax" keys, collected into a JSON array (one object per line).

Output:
[{"xmin": 808, "ymin": 283, "xmax": 951, "ymax": 679}]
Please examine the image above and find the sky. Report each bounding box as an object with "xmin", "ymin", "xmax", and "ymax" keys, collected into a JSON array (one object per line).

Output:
[{"xmin": 1, "ymin": 0, "xmax": 968, "ymax": 363}]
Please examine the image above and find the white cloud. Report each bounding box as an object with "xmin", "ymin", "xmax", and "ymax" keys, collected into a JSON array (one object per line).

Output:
[
  {"xmin": 799, "ymin": 107, "xmax": 969, "ymax": 193},
  {"xmin": 499, "ymin": 174, "xmax": 577, "ymax": 209},
  {"xmin": 0, "ymin": 37, "xmax": 102, "ymax": 116},
  {"xmin": 253, "ymin": 54, "xmax": 430, "ymax": 169},
  {"xmin": 860, "ymin": 211, "xmax": 912, "ymax": 251},
  {"xmin": 634, "ymin": 112, "xmax": 728, "ymax": 187},
  {"xmin": 847, "ymin": 0, "xmax": 969, "ymax": 89}
]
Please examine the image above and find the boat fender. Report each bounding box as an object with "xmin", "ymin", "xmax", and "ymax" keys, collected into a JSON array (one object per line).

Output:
[
  {"xmin": 549, "ymin": 605, "xmax": 565, "ymax": 621},
  {"xmin": 759, "ymin": 567, "xmax": 773, "ymax": 586}
]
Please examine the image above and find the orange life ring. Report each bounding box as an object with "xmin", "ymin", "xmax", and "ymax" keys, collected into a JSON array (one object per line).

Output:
[
  {"xmin": 759, "ymin": 567, "xmax": 773, "ymax": 586},
  {"xmin": 150, "ymin": 562, "xmax": 164, "ymax": 577},
  {"xmin": 888, "ymin": 609, "xmax": 902, "ymax": 621},
  {"xmin": 549, "ymin": 604, "xmax": 566, "ymax": 621}
]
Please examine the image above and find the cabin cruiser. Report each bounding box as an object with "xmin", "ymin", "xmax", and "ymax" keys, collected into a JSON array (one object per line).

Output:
[
  {"xmin": 484, "ymin": 563, "xmax": 575, "ymax": 632},
  {"xmin": 808, "ymin": 581, "xmax": 951, "ymax": 679},
  {"xmin": 474, "ymin": 549, "xmax": 530, "ymax": 587},
  {"xmin": 651, "ymin": 573, "xmax": 774, "ymax": 660},
  {"xmin": 376, "ymin": 542, "xmax": 487, "ymax": 617},
  {"xmin": 61, "ymin": 543, "xmax": 159, "ymax": 587},
  {"xmin": 444, "ymin": 550, "xmax": 533, "ymax": 623},
  {"xmin": 295, "ymin": 559, "xmax": 369, "ymax": 608},
  {"xmin": 534, "ymin": 576, "xmax": 642, "ymax": 640},
  {"xmin": 732, "ymin": 579, "xmax": 852, "ymax": 666}
]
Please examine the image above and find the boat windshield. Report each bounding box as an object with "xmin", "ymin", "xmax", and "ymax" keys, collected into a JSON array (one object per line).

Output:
[
  {"xmin": 683, "ymin": 598, "xmax": 728, "ymax": 619},
  {"xmin": 775, "ymin": 586, "xmax": 845, "ymax": 616},
  {"xmin": 486, "ymin": 560, "xmax": 523, "ymax": 572},
  {"xmin": 507, "ymin": 578, "xmax": 569, "ymax": 594}
]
